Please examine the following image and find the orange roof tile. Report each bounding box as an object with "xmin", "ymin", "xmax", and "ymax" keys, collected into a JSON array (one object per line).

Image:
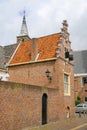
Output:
[
  {"xmin": 38, "ymin": 34, "xmax": 60, "ymax": 60},
  {"xmin": 10, "ymin": 33, "xmax": 60, "ymax": 65},
  {"xmin": 10, "ymin": 41, "xmax": 32, "ymax": 64}
]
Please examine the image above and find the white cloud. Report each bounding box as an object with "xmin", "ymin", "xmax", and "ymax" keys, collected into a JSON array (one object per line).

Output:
[
  {"xmin": 37, "ymin": 5, "xmax": 51, "ymax": 19},
  {"xmin": 0, "ymin": 0, "xmax": 87, "ymax": 50}
]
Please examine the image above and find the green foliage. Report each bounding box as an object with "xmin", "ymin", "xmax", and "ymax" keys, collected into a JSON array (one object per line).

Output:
[{"xmin": 75, "ymin": 96, "xmax": 81, "ymax": 106}]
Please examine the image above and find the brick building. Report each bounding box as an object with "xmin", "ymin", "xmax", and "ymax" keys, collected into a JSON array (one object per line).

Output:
[
  {"xmin": 0, "ymin": 46, "xmax": 9, "ymax": 81},
  {"xmin": 8, "ymin": 15, "xmax": 74, "ymax": 113},
  {"xmin": 8, "ymin": 15, "xmax": 74, "ymax": 87},
  {"xmin": 0, "ymin": 14, "xmax": 75, "ymax": 129},
  {"xmin": 74, "ymin": 50, "xmax": 87, "ymax": 103}
]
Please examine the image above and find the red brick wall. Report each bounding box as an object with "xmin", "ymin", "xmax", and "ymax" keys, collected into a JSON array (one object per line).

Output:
[
  {"xmin": 74, "ymin": 76, "xmax": 87, "ymax": 103},
  {"xmin": 8, "ymin": 57, "xmax": 75, "ymax": 118},
  {"xmin": 55, "ymin": 58, "xmax": 75, "ymax": 118},
  {"xmin": 0, "ymin": 81, "xmax": 75, "ymax": 130},
  {"xmin": 8, "ymin": 58, "xmax": 74, "ymax": 89},
  {"xmin": 8, "ymin": 60, "xmax": 56, "ymax": 88},
  {"xmin": 81, "ymin": 84, "xmax": 87, "ymax": 102},
  {"xmin": 0, "ymin": 81, "xmax": 42, "ymax": 130}
]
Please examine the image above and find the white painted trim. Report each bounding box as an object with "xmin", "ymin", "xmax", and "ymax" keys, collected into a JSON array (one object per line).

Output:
[
  {"xmin": 35, "ymin": 52, "xmax": 40, "ymax": 61},
  {"xmin": 8, "ymin": 58, "xmax": 57, "ymax": 67},
  {"xmin": 64, "ymin": 72, "xmax": 71, "ymax": 96},
  {"xmin": 7, "ymin": 43, "xmax": 21, "ymax": 65},
  {"xmin": 74, "ymin": 73, "xmax": 87, "ymax": 77},
  {"xmin": 0, "ymin": 69, "xmax": 7, "ymax": 72}
]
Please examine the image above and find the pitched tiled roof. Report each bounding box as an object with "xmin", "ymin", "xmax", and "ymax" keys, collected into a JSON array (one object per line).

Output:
[
  {"xmin": 0, "ymin": 46, "xmax": 6, "ymax": 69},
  {"xmin": 10, "ymin": 33, "xmax": 60, "ymax": 65},
  {"xmin": 10, "ymin": 41, "xmax": 32, "ymax": 64},
  {"xmin": 4, "ymin": 43, "xmax": 18, "ymax": 58},
  {"xmin": 74, "ymin": 50, "xmax": 87, "ymax": 74},
  {"xmin": 38, "ymin": 34, "xmax": 60, "ymax": 60}
]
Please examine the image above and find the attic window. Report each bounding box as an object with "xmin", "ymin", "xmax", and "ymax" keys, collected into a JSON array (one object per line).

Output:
[
  {"xmin": 65, "ymin": 47, "xmax": 69, "ymax": 58},
  {"xmin": 65, "ymin": 47, "xmax": 68, "ymax": 52},
  {"xmin": 22, "ymin": 39, "xmax": 24, "ymax": 42},
  {"xmin": 35, "ymin": 52, "xmax": 40, "ymax": 61},
  {"xmin": 65, "ymin": 47, "xmax": 73, "ymax": 61}
]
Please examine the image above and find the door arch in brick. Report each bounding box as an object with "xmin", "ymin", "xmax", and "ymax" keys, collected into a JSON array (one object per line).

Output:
[{"xmin": 42, "ymin": 93, "xmax": 48, "ymax": 125}]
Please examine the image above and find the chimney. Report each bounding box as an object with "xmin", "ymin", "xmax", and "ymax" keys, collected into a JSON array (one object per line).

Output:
[{"xmin": 31, "ymin": 38, "xmax": 38, "ymax": 61}]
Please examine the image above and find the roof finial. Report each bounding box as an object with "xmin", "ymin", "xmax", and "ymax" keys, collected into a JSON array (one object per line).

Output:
[
  {"xmin": 61, "ymin": 20, "xmax": 69, "ymax": 41},
  {"xmin": 20, "ymin": 10, "xmax": 28, "ymax": 36},
  {"xmin": 24, "ymin": 10, "xmax": 25, "ymax": 16}
]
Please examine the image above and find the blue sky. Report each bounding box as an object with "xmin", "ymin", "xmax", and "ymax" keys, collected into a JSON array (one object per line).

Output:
[{"xmin": 0, "ymin": 0, "xmax": 87, "ymax": 50}]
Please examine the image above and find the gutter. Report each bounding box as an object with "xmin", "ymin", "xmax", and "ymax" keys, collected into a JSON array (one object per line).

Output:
[
  {"xmin": 0, "ymin": 68, "xmax": 7, "ymax": 72},
  {"xmin": 8, "ymin": 58, "xmax": 57, "ymax": 67},
  {"xmin": 74, "ymin": 73, "xmax": 87, "ymax": 77}
]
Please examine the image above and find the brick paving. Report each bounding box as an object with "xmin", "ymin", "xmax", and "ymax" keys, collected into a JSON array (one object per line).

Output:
[{"xmin": 24, "ymin": 114, "xmax": 87, "ymax": 130}]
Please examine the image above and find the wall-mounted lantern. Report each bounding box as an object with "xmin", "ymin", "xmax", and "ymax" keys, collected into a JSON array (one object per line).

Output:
[{"xmin": 45, "ymin": 69, "xmax": 52, "ymax": 81}]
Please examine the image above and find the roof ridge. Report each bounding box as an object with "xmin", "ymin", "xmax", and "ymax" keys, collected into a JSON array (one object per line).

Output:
[
  {"xmin": 8, "ymin": 43, "xmax": 21, "ymax": 65},
  {"xmin": 74, "ymin": 50, "xmax": 87, "ymax": 52},
  {"xmin": 37, "ymin": 33, "xmax": 61, "ymax": 39},
  {"xmin": 4, "ymin": 43, "xmax": 17, "ymax": 47}
]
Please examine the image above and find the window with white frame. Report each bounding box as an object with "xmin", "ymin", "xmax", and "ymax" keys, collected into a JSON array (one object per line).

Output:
[{"xmin": 64, "ymin": 73, "xmax": 70, "ymax": 95}]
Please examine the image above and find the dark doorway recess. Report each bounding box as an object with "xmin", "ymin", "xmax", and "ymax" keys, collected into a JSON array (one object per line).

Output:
[{"xmin": 42, "ymin": 93, "xmax": 48, "ymax": 125}]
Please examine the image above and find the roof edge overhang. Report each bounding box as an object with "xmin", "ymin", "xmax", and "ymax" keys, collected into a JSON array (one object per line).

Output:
[
  {"xmin": 74, "ymin": 73, "xmax": 87, "ymax": 77},
  {"xmin": 59, "ymin": 56, "xmax": 74, "ymax": 66},
  {"xmin": 17, "ymin": 35, "xmax": 30, "ymax": 38},
  {"xmin": 8, "ymin": 57, "xmax": 57, "ymax": 67},
  {"xmin": 0, "ymin": 68, "xmax": 7, "ymax": 72}
]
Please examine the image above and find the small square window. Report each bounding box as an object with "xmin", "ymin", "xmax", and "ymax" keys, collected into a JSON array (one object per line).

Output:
[
  {"xmin": 82, "ymin": 77, "xmax": 87, "ymax": 86},
  {"xmin": 85, "ymin": 97, "xmax": 87, "ymax": 102}
]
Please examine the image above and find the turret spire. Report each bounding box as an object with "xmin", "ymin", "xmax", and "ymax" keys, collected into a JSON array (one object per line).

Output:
[{"xmin": 20, "ymin": 11, "xmax": 28, "ymax": 36}]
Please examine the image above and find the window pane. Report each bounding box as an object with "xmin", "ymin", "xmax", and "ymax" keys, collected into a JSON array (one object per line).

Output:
[
  {"xmin": 64, "ymin": 74, "xmax": 69, "ymax": 95},
  {"xmin": 64, "ymin": 84, "xmax": 68, "ymax": 93},
  {"xmin": 85, "ymin": 97, "xmax": 87, "ymax": 102}
]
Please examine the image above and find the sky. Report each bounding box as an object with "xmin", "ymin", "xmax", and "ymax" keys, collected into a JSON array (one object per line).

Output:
[{"xmin": 0, "ymin": 0, "xmax": 87, "ymax": 50}]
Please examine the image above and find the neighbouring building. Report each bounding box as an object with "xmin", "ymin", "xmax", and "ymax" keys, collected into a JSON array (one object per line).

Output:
[
  {"xmin": 0, "ymin": 13, "xmax": 29, "ymax": 81},
  {"xmin": 0, "ymin": 46, "xmax": 9, "ymax": 81},
  {"xmin": 0, "ymin": 38, "xmax": 18, "ymax": 81},
  {"xmin": 74, "ymin": 50, "xmax": 87, "ymax": 103},
  {"xmin": 4, "ymin": 43, "xmax": 18, "ymax": 63}
]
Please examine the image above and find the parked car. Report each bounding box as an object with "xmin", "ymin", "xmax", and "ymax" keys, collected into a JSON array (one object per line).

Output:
[{"xmin": 75, "ymin": 104, "xmax": 87, "ymax": 113}]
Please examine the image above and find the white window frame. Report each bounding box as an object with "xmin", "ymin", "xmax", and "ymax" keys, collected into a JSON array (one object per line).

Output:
[{"xmin": 64, "ymin": 73, "xmax": 70, "ymax": 96}]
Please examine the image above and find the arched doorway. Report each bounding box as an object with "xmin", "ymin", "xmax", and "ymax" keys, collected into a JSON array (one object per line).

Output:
[
  {"xmin": 66, "ymin": 106, "xmax": 70, "ymax": 118},
  {"xmin": 42, "ymin": 93, "xmax": 48, "ymax": 125}
]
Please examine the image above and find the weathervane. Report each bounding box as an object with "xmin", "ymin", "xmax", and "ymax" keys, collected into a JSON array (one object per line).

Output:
[
  {"xmin": 23, "ymin": 10, "xmax": 26, "ymax": 17},
  {"xmin": 20, "ymin": 9, "xmax": 28, "ymax": 36}
]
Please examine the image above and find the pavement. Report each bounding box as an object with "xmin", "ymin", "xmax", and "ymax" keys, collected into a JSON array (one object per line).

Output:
[{"xmin": 23, "ymin": 114, "xmax": 87, "ymax": 130}]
